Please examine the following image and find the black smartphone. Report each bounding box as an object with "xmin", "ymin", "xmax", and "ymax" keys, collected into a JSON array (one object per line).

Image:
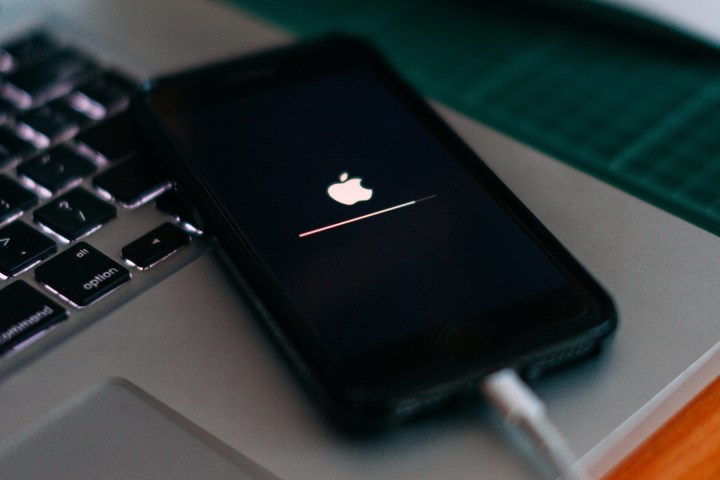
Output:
[{"xmin": 134, "ymin": 36, "xmax": 616, "ymax": 430}]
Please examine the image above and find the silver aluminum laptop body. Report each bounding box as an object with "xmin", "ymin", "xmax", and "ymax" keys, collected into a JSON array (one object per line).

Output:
[{"xmin": 2, "ymin": 1, "xmax": 720, "ymax": 479}]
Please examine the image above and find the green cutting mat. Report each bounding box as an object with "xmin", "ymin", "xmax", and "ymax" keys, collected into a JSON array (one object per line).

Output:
[{"xmin": 230, "ymin": 0, "xmax": 720, "ymax": 235}]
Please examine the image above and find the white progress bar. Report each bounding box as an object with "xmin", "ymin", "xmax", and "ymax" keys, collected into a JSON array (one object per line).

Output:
[{"xmin": 299, "ymin": 195, "xmax": 437, "ymax": 238}]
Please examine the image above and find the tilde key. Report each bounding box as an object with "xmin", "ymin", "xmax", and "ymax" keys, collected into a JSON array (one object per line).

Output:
[{"xmin": 35, "ymin": 242, "xmax": 130, "ymax": 307}]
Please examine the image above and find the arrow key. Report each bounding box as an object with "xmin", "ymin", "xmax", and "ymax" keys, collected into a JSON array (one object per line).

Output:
[
  {"xmin": 0, "ymin": 221, "xmax": 56, "ymax": 277},
  {"xmin": 122, "ymin": 222, "xmax": 190, "ymax": 270}
]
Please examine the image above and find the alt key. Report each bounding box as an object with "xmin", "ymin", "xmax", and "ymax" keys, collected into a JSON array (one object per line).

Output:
[{"xmin": 35, "ymin": 242, "xmax": 130, "ymax": 307}]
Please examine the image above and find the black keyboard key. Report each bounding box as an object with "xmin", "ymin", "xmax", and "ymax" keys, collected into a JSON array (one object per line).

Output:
[
  {"xmin": 0, "ymin": 221, "xmax": 56, "ymax": 277},
  {"xmin": 0, "ymin": 50, "xmax": 11, "ymax": 74},
  {"xmin": 0, "ymin": 32, "xmax": 58, "ymax": 74},
  {"xmin": 35, "ymin": 242, "xmax": 130, "ymax": 307},
  {"xmin": 0, "ymin": 127, "xmax": 35, "ymax": 168},
  {"xmin": 93, "ymin": 150, "xmax": 170, "ymax": 208},
  {"xmin": 33, "ymin": 188, "xmax": 116, "ymax": 240},
  {"xmin": 0, "ymin": 280, "xmax": 68, "ymax": 354},
  {"xmin": 0, "ymin": 175, "xmax": 37, "ymax": 224},
  {"xmin": 0, "ymin": 98, "xmax": 17, "ymax": 125},
  {"xmin": 46, "ymin": 97, "xmax": 94, "ymax": 127},
  {"xmin": 156, "ymin": 190, "xmax": 197, "ymax": 227},
  {"xmin": 69, "ymin": 70, "xmax": 136, "ymax": 119},
  {"xmin": 75, "ymin": 110, "xmax": 145, "ymax": 162},
  {"xmin": 19, "ymin": 145, "xmax": 96, "ymax": 194},
  {"xmin": 122, "ymin": 222, "xmax": 190, "ymax": 269},
  {"xmin": 15, "ymin": 102, "xmax": 82, "ymax": 147},
  {"xmin": 2, "ymin": 49, "xmax": 96, "ymax": 108}
]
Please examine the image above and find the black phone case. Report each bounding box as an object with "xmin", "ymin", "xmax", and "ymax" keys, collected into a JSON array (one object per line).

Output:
[{"xmin": 133, "ymin": 36, "xmax": 617, "ymax": 431}]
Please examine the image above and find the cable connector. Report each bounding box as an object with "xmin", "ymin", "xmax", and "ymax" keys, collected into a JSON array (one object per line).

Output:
[{"xmin": 480, "ymin": 369, "xmax": 591, "ymax": 480}]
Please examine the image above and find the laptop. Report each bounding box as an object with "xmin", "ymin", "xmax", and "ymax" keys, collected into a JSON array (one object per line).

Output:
[{"xmin": 2, "ymin": 1, "xmax": 720, "ymax": 479}]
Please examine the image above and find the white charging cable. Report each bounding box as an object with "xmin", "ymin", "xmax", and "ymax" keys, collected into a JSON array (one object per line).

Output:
[{"xmin": 480, "ymin": 368, "xmax": 591, "ymax": 480}]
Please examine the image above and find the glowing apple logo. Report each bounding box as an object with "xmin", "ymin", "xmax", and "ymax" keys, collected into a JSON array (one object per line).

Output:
[{"xmin": 327, "ymin": 172, "xmax": 373, "ymax": 206}]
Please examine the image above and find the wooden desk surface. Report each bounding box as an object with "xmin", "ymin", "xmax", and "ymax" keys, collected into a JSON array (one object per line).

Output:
[{"xmin": 603, "ymin": 375, "xmax": 720, "ymax": 480}]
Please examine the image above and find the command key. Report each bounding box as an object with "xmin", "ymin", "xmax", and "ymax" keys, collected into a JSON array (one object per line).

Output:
[
  {"xmin": 0, "ymin": 280, "xmax": 68, "ymax": 354},
  {"xmin": 35, "ymin": 242, "xmax": 130, "ymax": 307}
]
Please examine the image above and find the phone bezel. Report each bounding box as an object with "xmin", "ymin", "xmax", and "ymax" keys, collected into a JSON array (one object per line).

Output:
[{"xmin": 134, "ymin": 36, "xmax": 617, "ymax": 429}]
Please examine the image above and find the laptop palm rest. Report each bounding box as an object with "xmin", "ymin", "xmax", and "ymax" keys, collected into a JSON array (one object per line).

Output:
[{"xmin": 0, "ymin": 378, "xmax": 279, "ymax": 480}]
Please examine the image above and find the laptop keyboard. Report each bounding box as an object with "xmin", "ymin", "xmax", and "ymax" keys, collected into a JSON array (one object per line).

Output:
[{"xmin": 0, "ymin": 32, "xmax": 201, "ymax": 357}]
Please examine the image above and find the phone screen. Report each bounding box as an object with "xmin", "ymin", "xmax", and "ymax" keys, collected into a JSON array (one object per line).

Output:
[{"xmin": 149, "ymin": 52, "xmax": 602, "ymax": 383}]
